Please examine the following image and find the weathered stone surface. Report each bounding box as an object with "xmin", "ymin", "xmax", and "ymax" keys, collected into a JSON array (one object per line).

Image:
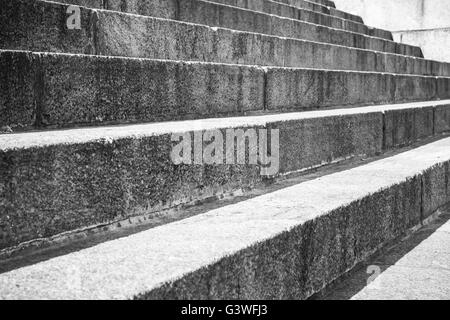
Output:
[
  {"xmin": 0, "ymin": 50, "xmax": 37, "ymax": 129},
  {"xmin": 265, "ymin": 69, "xmax": 450, "ymax": 111},
  {"xmin": 435, "ymin": 104, "xmax": 450, "ymax": 134},
  {"xmin": 1, "ymin": 138, "xmax": 448, "ymax": 300},
  {"xmin": 159, "ymin": 0, "xmax": 391, "ymax": 40},
  {"xmin": 0, "ymin": 125, "xmax": 262, "ymax": 250},
  {"xmin": 106, "ymin": 0, "xmax": 178, "ymax": 19},
  {"xmin": 384, "ymin": 106, "xmax": 434, "ymax": 149},
  {"xmin": 38, "ymin": 53, "xmax": 264, "ymax": 127},
  {"xmin": 268, "ymin": 112, "xmax": 383, "ymax": 173},
  {"xmin": 50, "ymin": 0, "xmax": 103, "ymax": 8},
  {"xmin": 421, "ymin": 163, "xmax": 450, "ymax": 219},
  {"xmin": 3, "ymin": 0, "xmax": 422, "ymax": 60},
  {"xmin": 0, "ymin": 0, "xmax": 96, "ymax": 54},
  {"xmin": 73, "ymin": 10, "xmax": 450, "ymax": 75},
  {"xmin": 276, "ymin": 0, "xmax": 336, "ymax": 10},
  {"xmin": 394, "ymin": 74, "xmax": 437, "ymax": 102},
  {"xmin": 2, "ymin": 50, "xmax": 450, "ymax": 130},
  {"xmin": 437, "ymin": 77, "xmax": 450, "ymax": 99}
]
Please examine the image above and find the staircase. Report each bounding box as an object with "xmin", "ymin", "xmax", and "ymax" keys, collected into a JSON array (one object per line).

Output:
[{"xmin": 0, "ymin": 0, "xmax": 449, "ymax": 299}]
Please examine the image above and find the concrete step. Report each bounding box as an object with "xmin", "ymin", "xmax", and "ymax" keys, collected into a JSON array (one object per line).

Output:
[
  {"xmin": 2, "ymin": 50, "xmax": 450, "ymax": 130},
  {"xmin": 2, "ymin": 0, "xmax": 419, "ymax": 58},
  {"xmin": 1, "ymin": 100, "xmax": 450, "ymax": 254},
  {"xmin": 1, "ymin": 137, "xmax": 449, "ymax": 299}
]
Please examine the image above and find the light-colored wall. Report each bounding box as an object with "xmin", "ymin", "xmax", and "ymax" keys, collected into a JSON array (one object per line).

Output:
[
  {"xmin": 333, "ymin": 0, "xmax": 450, "ymax": 62},
  {"xmin": 333, "ymin": 0, "xmax": 450, "ymax": 31},
  {"xmin": 393, "ymin": 28, "xmax": 450, "ymax": 63}
]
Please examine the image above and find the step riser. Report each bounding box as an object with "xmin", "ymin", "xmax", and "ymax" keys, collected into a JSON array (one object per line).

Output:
[
  {"xmin": 210, "ymin": 0, "xmax": 361, "ymax": 23},
  {"xmin": 0, "ymin": 51, "xmax": 265, "ymax": 130},
  {"xmin": 1, "ymin": 0, "xmax": 419, "ymax": 59},
  {"xmin": 2, "ymin": 51, "xmax": 450, "ymax": 130},
  {"xmin": 1, "ymin": 103, "xmax": 449, "ymax": 252},
  {"xmin": 267, "ymin": 69, "xmax": 450, "ymax": 111}
]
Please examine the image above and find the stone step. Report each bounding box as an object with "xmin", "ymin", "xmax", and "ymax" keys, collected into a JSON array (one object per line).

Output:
[
  {"xmin": 210, "ymin": 0, "xmax": 361, "ymax": 24},
  {"xmin": 1, "ymin": 100, "xmax": 450, "ymax": 255},
  {"xmin": 2, "ymin": 0, "xmax": 418, "ymax": 58},
  {"xmin": 1, "ymin": 2, "xmax": 444, "ymax": 77},
  {"xmin": 180, "ymin": 0, "xmax": 392, "ymax": 41},
  {"xmin": 276, "ymin": 0, "xmax": 337, "ymax": 9},
  {"xmin": 2, "ymin": 50, "xmax": 450, "ymax": 130},
  {"xmin": 1, "ymin": 137, "xmax": 449, "ymax": 299},
  {"xmin": 65, "ymin": 0, "xmax": 390, "ymax": 41}
]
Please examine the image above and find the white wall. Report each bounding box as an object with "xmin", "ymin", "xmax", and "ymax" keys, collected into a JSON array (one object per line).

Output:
[
  {"xmin": 393, "ymin": 28, "xmax": 450, "ymax": 63},
  {"xmin": 333, "ymin": 0, "xmax": 450, "ymax": 31},
  {"xmin": 333, "ymin": 0, "xmax": 450, "ymax": 62}
]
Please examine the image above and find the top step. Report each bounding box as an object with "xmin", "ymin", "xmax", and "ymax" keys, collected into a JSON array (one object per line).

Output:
[
  {"xmin": 207, "ymin": 0, "xmax": 391, "ymax": 40},
  {"xmin": 275, "ymin": 0, "xmax": 336, "ymax": 10},
  {"xmin": 56, "ymin": 0, "xmax": 361, "ymax": 25},
  {"xmin": 208, "ymin": 0, "xmax": 363, "ymax": 23},
  {"xmin": 27, "ymin": 0, "xmax": 418, "ymax": 57},
  {"xmin": 53, "ymin": 0, "xmax": 393, "ymax": 41}
]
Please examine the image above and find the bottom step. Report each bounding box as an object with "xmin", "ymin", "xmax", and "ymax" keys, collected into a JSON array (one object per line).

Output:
[
  {"xmin": 353, "ymin": 212, "xmax": 450, "ymax": 300},
  {"xmin": 0, "ymin": 138, "xmax": 449, "ymax": 299}
]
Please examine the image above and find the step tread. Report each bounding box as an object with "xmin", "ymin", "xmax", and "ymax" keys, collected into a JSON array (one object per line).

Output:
[
  {"xmin": 2, "ymin": 99, "xmax": 450, "ymax": 150},
  {"xmin": 1, "ymin": 137, "xmax": 450, "ymax": 299}
]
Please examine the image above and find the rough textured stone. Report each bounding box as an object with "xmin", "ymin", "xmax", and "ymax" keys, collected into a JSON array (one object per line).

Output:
[
  {"xmin": 106, "ymin": 0, "xmax": 178, "ymax": 19},
  {"xmin": 3, "ymin": 0, "xmax": 422, "ymax": 59},
  {"xmin": 51, "ymin": 0, "xmax": 103, "ymax": 8},
  {"xmin": 384, "ymin": 106, "xmax": 434, "ymax": 149},
  {"xmin": 2, "ymin": 50, "xmax": 450, "ymax": 130},
  {"xmin": 276, "ymin": 0, "xmax": 336, "ymax": 10},
  {"xmin": 38, "ymin": 53, "xmax": 265, "ymax": 127},
  {"xmin": 438, "ymin": 77, "xmax": 450, "ymax": 99},
  {"xmin": 265, "ymin": 69, "xmax": 450, "ymax": 111},
  {"xmin": 0, "ymin": 0, "xmax": 97, "ymax": 54},
  {"xmin": 421, "ymin": 163, "xmax": 450, "ymax": 219},
  {"xmin": 435, "ymin": 104, "xmax": 450, "ymax": 134},
  {"xmin": 0, "ymin": 125, "xmax": 262, "ymax": 250},
  {"xmin": 268, "ymin": 112, "xmax": 383, "ymax": 173},
  {"xmin": 0, "ymin": 50, "xmax": 37, "ymax": 129}
]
